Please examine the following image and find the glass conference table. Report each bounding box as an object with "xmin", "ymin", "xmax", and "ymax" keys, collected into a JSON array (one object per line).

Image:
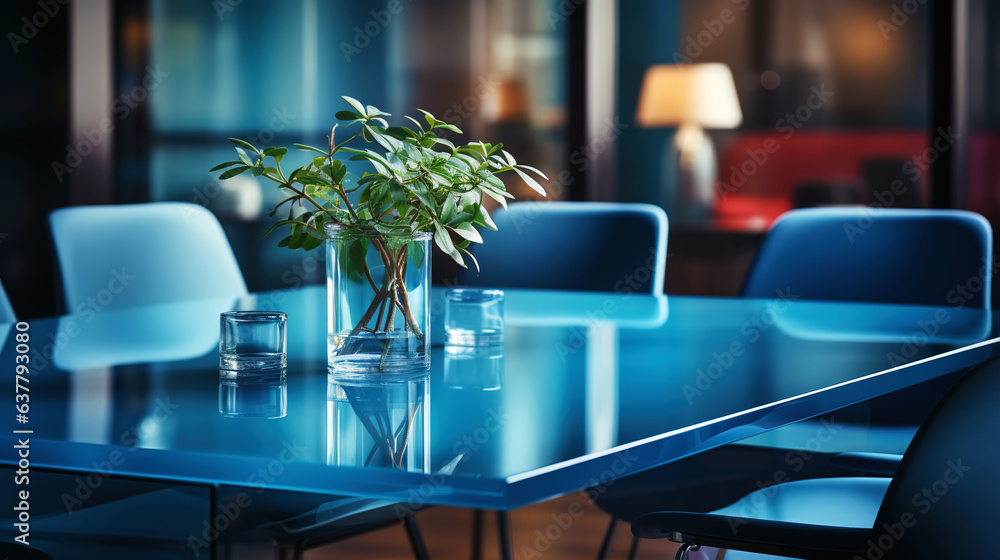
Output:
[{"xmin": 2, "ymin": 285, "xmax": 998, "ymax": 557}]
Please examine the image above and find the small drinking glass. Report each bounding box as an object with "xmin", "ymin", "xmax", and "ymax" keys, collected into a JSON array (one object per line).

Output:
[
  {"xmin": 220, "ymin": 311, "xmax": 287, "ymax": 372},
  {"xmin": 445, "ymin": 289, "xmax": 504, "ymax": 346}
]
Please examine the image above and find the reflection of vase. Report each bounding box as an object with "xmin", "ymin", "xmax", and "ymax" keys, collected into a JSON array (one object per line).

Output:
[
  {"xmin": 325, "ymin": 224, "xmax": 431, "ymax": 377},
  {"xmin": 218, "ymin": 369, "xmax": 287, "ymax": 418},
  {"xmin": 327, "ymin": 373, "xmax": 429, "ymax": 472},
  {"xmin": 444, "ymin": 344, "xmax": 505, "ymax": 391}
]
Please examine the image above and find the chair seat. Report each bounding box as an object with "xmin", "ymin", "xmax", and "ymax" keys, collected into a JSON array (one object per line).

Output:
[{"xmin": 716, "ymin": 477, "xmax": 890, "ymax": 560}]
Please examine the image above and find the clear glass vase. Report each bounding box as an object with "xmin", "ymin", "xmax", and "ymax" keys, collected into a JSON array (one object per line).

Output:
[{"xmin": 325, "ymin": 223, "xmax": 431, "ymax": 377}]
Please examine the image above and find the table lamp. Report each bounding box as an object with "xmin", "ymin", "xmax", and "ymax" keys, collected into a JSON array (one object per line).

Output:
[{"xmin": 636, "ymin": 63, "xmax": 742, "ymax": 223}]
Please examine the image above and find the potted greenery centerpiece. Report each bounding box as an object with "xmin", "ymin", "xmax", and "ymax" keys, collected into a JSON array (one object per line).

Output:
[{"xmin": 213, "ymin": 96, "xmax": 546, "ymax": 377}]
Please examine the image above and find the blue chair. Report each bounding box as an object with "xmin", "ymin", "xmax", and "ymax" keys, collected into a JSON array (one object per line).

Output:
[
  {"xmin": 596, "ymin": 208, "xmax": 993, "ymax": 560},
  {"xmin": 742, "ymin": 207, "xmax": 992, "ymax": 306},
  {"xmin": 0, "ymin": 277, "xmax": 14, "ymax": 323},
  {"xmin": 633, "ymin": 354, "xmax": 1000, "ymax": 559},
  {"xmin": 50, "ymin": 202, "xmax": 247, "ymax": 312},
  {"xmin": 459, "ymin": 202, "xmax": 668, "ymax": 294}
]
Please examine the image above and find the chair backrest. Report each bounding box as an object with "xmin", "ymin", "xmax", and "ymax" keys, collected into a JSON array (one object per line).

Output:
[
  {"xmin": 0, "ymin": 277, "xmax": 14, "ymax": 323},
  {"xmin": 873, "ymin": 355, "xmax": 1000, "ymax": 558},
  {"xmin": 741, "ymin": 208, "xmax": 992, "ymax": 307},
  {"xmin": 50, "ymin": 202, "xmax": 247, "ymax": 312},
  {"xmin": 458, "ymin": 202, "xmax": 668, "ymax": 294}
]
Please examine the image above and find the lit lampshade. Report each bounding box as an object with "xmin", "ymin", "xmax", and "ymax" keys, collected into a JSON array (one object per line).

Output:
[
  {"xmin": 634, "ymin": 63, "xmax": 742, "ymax": 224},
  {"xmin": 635, "ymin": 63, "xmax": 742, "ymax": 129}
]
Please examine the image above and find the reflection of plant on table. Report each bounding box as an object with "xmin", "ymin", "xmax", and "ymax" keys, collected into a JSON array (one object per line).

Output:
[
  {"xmin": 340, "ymin": 381, "xmax": 424, "ymax": 470},
  {"xmin": 213, "ymin": 96, "xmax": 546, "ymax": 366}
]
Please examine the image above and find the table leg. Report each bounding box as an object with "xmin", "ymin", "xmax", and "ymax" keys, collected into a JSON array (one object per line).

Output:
[
  {"xmin": 497, "ymin": 511, "xmax": 512, "ymax": 560},
  {"xmin": 471, "ymin": 509, "xmax": 484, "ymax": 560}
]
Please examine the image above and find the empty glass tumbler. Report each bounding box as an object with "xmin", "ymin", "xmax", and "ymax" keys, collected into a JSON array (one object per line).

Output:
[
  {"xmin": 444, "ymin": 289, "xmax": 504, "ymax": 345},
  {"xmin": 219, "ymin": 311, "xmax": 287, "ymax": 372}
]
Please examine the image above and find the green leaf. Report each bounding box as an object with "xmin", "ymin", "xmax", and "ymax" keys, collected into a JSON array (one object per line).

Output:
[
  {"xmin": 263, "ymin": 147, "xmax": 287, "ymax": 162},
  {"xmin": 228, "ymin": 137, "xmax": 259, "ymax": 153},
  {"xmin": 235, "ymin": 147, "xmax": 254, "ymax": 166},
  {"xmin": 294, "ymin": 143, "xmax": 328, "ymax": 155},
  {"xmin": 288, "ymin": 232, "xmax": 307, "ymax": 250},
  {"xmin": 418, "ymin": 109, "xmax": 436, "ymax": 128},
  {"xmin": 301, "ymin": 233, "xmax": 323, "ymax": 251},
  {"xmin": 517, "ymin": 164, "xmax": 549, "ymax": 179},
  {"xmin": 261, "ymin": 219, "xmax": 301, "ymax": 239},
  {"xmin": 250, "ymin": 163, "xmax": 264, "ymax": 176},
  {"xmin": 330, "ymin": 160, "xmax": 347, "ymax": 184},
  {"xmin": 451, "ymin": 223, "xmax": 483, "ymax": 244},
  {"xmin": 440, "ymin": 196, "xmax": 457, "ymax": 224},
  {"xmin": 342, "ymin": 96, "xmax": 368, "ymax": 117},
  {"xmin": 404, "ymin": 115, "xmax": 425, "ymax": 134},
  {"xmin": 408, "ymin": 240, "xmax": 425, "ymax": 268},
  {"xmin": 277, "ymin": 235, "xmax": 292, "ymax": 248},
  {"xmin": 433, "ymin": 223, "xmax": 465, "ymax": 268},
  {"xmin": 473, "ymin": 203, "xmax": 498, "ymax": 230},
  {"xmin": 434, "ymin": 122, "xmax": 463, "ymax": 134},
  {"xmin": 408, "ymin": 183, "xmax": 437, "ymax": 213},
  {"xmin": 210, "ymin": 160, "xmax": 242, "ymax": 172},
  {"xmin": 513, "ymin": 167, "xmax": 548, "ymax": 197},
  {"xmin": 336, "ymin": 110, "xmax": 363, "ymax": 121},
  {"xmin": 296, "ymin": 171, "xmax": 333, "ymax": 186},
  {"xmin": 480, "ymin": 185, "xmax": 509, "ymax": 210},
  {"xmin": 219, "ymin": 165, "xmax": 250, "ymax": 180}
]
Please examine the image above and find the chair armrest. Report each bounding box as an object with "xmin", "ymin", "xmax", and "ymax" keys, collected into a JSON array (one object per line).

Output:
[
  {"xmin": 829, "ymin": 452, "xmax": 902, "ymax": 476},
  {"xmin": 632, "ymin": 511, "xmax": 869, "ymax": 560}
]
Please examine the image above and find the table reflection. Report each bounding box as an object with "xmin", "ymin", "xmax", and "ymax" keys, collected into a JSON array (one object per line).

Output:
[
  {"xmin": 327, "ymin": 373, "xmax": 430, "ymax": 473},
  {"xmin": 443, "ymin": 344, "xmax": 505, "ymax": 391},
  {"xmin": 218, "ymin": 369, "xmax": 287, "ymax": 419}
]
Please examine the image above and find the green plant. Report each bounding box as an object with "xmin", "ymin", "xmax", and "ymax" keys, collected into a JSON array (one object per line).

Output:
[{"xmin": 212, "ymin": 96, "xmax": 546, "ymax": 340}]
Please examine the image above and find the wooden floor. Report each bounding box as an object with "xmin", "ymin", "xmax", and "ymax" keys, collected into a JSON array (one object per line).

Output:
[{"xmin": 303, "ymin": 495, "xmax": 685, "ymax": 560}]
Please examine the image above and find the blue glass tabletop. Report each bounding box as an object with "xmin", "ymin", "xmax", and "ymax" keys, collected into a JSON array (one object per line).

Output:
[{"xmin": 2, "ymin": 286, "xmax": 997, "ymax": 510}]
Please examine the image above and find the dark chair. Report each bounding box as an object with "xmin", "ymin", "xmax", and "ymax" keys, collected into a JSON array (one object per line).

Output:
[
  {"xmin": 594, "ymin": 207, "xmax": 993, "ymax": 559},
  {"xmin": 741, "ymin": 207, "xmax": 991, "ymax": 306},
  {"xmin": 632, "ymin": 354, "xmax": 1000, "ymax": 559},
  {"xmin": 459, "ymin": 201, "xmax": 668, "ymax": 294}
]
